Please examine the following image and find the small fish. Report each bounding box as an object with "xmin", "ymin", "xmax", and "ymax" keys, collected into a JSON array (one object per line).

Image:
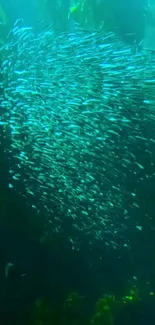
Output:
[
  {"xmin": 1, "ymin": 20, "xmax": 155, "ymax": 252},
  {"xmin": 5, "ymin": 263, "xmax": 15, "ymax": 278},
  {"xmin": 5, "ymin": 263, "xmax": 26, "ymax": 279}
]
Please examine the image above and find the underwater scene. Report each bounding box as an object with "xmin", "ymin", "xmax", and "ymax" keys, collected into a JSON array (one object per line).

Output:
[{"xmin": 0, "ymin": 0, "xmax": 155, "ymax": 324}]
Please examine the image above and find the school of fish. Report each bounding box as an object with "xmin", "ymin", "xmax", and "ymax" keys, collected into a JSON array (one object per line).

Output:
[{"xmin": 1, "ymin": 20, "xmax": 155, "ymax": 250}]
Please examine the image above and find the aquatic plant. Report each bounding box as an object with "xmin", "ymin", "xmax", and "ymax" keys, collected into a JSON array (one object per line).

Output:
[
  {"xmin": 28, "ymin": 284, "xmax": 155, "ymax": 325},
  {"xmin": 62, "ymin": 292, "xmax": 85, "ymax": 325},
  {"xmin": 31, "ymin": 298, "xmax": 55, "ymax": 325},
  {"xmin": 90, "ymin": 295, "xmax": 116, "ymax": 325},
  {"xmin": 123, "ymin": 285, "xmax": 140, "ymax": 304},
  {"xmin": 0, "ymin": 2, "xmax": 9, "ymax": 45}
]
